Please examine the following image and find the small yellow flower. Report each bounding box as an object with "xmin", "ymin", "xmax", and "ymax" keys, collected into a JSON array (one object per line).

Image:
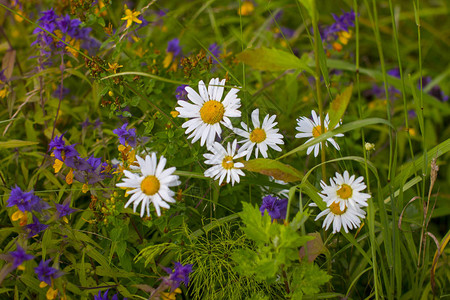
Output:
[
  {"xmin": 17, "ymin": 264, "xmax": 26, "ymax": 271},
  {"xmin": 11, "ymin": 210, "xmax": 24, "ymax": 222},
  {"xmin": 39, "ymin": 281, "xmax": 48, "ymax": 288},
  {"xmin": 46, "ymin": 287, "xmax": 58, "ymax": 300},
  {"xmin": 0, "ymin": 88, "xmax": 8, "ymax": 99},
  {"xmin": 163, "ymin": 52, "xmax": 174, "ymax": 68},
  {"xmin": 121, "ymin": 6, "xmax": 142, "ymax": 28},
  {"xmin": 238, "ymin": 1, "xmax": 255, "ymax": 16},
  {"xmin": 66, "ymin": 169, "xmax": 74, "ymax": 185},
  {"xmin": 170, "ymin": 110, "xmax": 180, "ymax": 118},
  {"xmin": 332, "ymin": 42, "xmax": 343, "ymax": 52},
  {"xmin": 53, "ymin": 159, "xmax": 64, "ymax": 173},
  {"xmin": 108, "ymin": 62, "xmax": 123, "ymax": 74},
  {"xmin": 161, "ymin": 288, "xmax": 182, "ymax": 300},
  {"xmin": 82, "ymin": 183, "xmax": 89, "ymax": 193},
  {"xmin": 338, "ymin": 30, "xmax": 352, "ymax": 45},
  {"xmin": 66, "ymin": 38, "xmax": 81, "ymax": 57}
]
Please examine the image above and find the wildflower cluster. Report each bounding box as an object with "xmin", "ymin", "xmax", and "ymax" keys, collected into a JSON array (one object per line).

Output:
[
  {"xmin": 320, "ymin": 10, "xmax": 355, "ymax": 52},
  {"xmin": 32, "ymin": 9, "xmax": 97, "ymax": 57},
  {"xmin": 49, "ymin": 133, "xmax": 112, "ymax": 190},
  {"xmin": 2, "ymin": 1, "xmax": 448, "ymax": 299}
]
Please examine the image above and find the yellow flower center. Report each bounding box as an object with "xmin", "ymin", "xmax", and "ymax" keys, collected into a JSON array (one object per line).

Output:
[
  {"xmin": 200, "ymin": 100, "xmax": 225, "ymax": 124},
  {"xmin": 249, "ymin": 128, "xmax": 266, "ymax": 143},
  {"xmin": 141, "ymin": 175, "xmax": 160, "ymax": 195},
  {"xmin": 329, "ymin": 201, "xmax": 347, "ymax": 215},
  {"xmin": 337, "ymin": 184, "xmax": 353, "ymax": 199},
  {"xmin": 221, "ymin": 155, "xmax": 234, "ymax": 170},
  {"xmin": 312, "ymin": 125, "xmax": 327, "ymax": 138}
]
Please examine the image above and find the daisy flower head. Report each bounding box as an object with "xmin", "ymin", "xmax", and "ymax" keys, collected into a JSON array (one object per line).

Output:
[
  {"xmin": 295, "ymin": 110, "xmax": 344, "ymax": 157},
  {"xmin": 175, "ymin": 78, "xmax": 241, "ymax": 148},
  {"xmin": 315, "ymin": 200, "xmax": 366, "ymax": 234},
  {"xmin": 203, "ymin": 139, "xmax": 247, "ymax": 186},
  {"xmin": 234, "ymin": 108, "xmax": 284, "ymax": 160},
  {"xmin": 116, "ymin": 153, "xmax": 180, "ymax": 217},
  {"xmin": 320, "ymin": 171, "xmax": 370, "ymax": 211}
]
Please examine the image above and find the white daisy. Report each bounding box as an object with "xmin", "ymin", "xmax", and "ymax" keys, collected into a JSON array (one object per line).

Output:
[
  {"xmin": 116, "ymin": 153, "xmax": 180, "ymax": 217},
  {"xmin": 234, "ymin": 108, "xmax": 284, "ymax": 160},
  {"xmin": 295, "ymin": 110, "xmax": 344, "ymax": 157},
  {"xmin": 175, "ymin": 78, "xmax": 241, "ymax": 148},
  {"xmin": 315, "ymin": 201, "xmax": 366, "ymax": 234},
  {"xmin": 320, "ymin": 171, "xmax": 371, "ymax": 211},
  {"xmin": 203, "ymin": 139, "xmax": 247, "ymax": 186}
]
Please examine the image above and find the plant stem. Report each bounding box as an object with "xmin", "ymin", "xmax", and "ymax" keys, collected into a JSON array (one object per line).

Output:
[{"xmin": 311, "ymin": 1, "xmax": 326, "ymax": 181}]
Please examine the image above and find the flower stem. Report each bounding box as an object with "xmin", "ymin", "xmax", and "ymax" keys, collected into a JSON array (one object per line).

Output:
[{"xmin": 311, "ymin": 1, "xmax": 326, "ymax": 181}]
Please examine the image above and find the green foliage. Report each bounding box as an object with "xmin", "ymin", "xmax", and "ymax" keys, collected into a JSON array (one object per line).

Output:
[
  {"xmin": 243, "ymin": 158, "xmax": 303, "ymax": 183},
  {"xmin": 290, "ymin": 263, "xmax": 332, "ymax": 299},
  {"xmin": 232, "ymin": 202, "xmax": 329, "ymax": 298},
  {"xmin": 0, "ymin": 0, "xmax": 449, "ymax": 299},
  {"xmin": 236, "ymin": 47, "xmax": 313, "ymax": 73}
]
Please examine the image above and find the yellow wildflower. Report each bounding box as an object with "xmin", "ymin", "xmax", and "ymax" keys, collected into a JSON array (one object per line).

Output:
[
  {"xmin": 0, "ymin": 88, "xmax": 8, "ymax": 99},
  {"xmin": 66, "ymin": 169, "xmax": 74, "ymax": 185},
  {"xmin": 121, "ymin": 6, "xmax": 142, "ymax": 28},
  {"xmin": 161, "ymin": 288, "xmax": 182, "ymax": 300},
  {"xmin": 82, "ymin": 183, "xmax": 89, "ymax": 193},
  {"xmin": 108, "ymin": 62, "xmax": 123, "ymax": 73},
  {"xmin": 46, "ymin": 287, "xmax": 58, "ymax": 300},
  {"xmin": 238, "ymin": 1, "xmax": 255, "ymax": 16}
]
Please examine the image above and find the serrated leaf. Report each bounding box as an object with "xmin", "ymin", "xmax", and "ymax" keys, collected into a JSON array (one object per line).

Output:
[
  {"xmin": 289, "ymin": 210, "xmax": 310, "ymax": 231},
  {"xmin": 0, "ymin": 140, "xmax": 39, "ymax": 149},
  {"xmin": 239, "ymin": 202, "xmax": 271, "ymax": 244},
  {"xmin": 328, "ymin": 84, "xmax": 353, "ymax": 129},
  {"xmin": 291, "ymin": 263, "xmax": 331, "ymax": 296},
  {"xmin": 243, "ymin": 158, "xmax": 302, "ymax": 183},
  {"xmin": 236, "ymin": 47, "xmax": 312, "ymax": 73}
]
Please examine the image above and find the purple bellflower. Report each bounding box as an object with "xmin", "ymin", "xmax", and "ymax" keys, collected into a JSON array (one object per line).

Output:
[
  {"xmin": 166, "ymin": 38, "xmax": 182, "ymax": 57},
  {"xmin": 55, "ymin": 203, "xmax": 77, "ymax": 219},
  {"xmin": 260, "ymin": 195, "xmax": 288, "ymax": 220},
  {"xmin": 49, "ymin": 133, "xmax": 79, "ymax": 161},
  {"xmin": 162, "ymin": 262, "xmax": 193, "ymax": 291},
  {"xmin": 9, "ymin": 245, "xmax": 34, "ymax": 269},
  {"xmin": 113, "ymin": 123, "xmax": 137, "ymax": 147},
  {"xmin": 25, "ymin": 215, "xmax": 49, "ymax": 238},
  {"xmin": 175, "ymin": 85, "xmax": 188, "ymax": 101},
  {"xmin": 420, "ymin": 76, "xmax": 449, "ymax": 102},
  {"xmin": 34, "ymin": 259, "xmax": 63, "ymax": 285},
  {"xmin": 94, "ymin": 289, "xmax": 125, "ymax": 300},
  {"xmin": 7, "ymin": 186, "xmax": 50, "ymax": 213}
]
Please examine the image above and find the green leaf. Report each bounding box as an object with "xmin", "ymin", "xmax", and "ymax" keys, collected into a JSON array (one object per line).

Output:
[
  {"xmin": 243, "ymin": 158, "xmax": 303, "ymax": 183},
  {"xmin": 328, "ymin": 84, "xmax": 353, "ymax": 129},
  {"xmin": 289, "ymin": 210, "xmax": 310, "ymax": 231},
  {"xmin": 239, "ymin": 202, "xmax": 272, "ymax": 244},
  {"xmin": 298, "ymin": 0, "xmax": 315, "ymax": 20},
  {"xmin": 0, "ymin": 140, "xmax": 38, "ymax": 149},
  {"xmin": 291, "ymin": 263, "xmax": 331, "ymax": 296},
  {"xmin": 236, "ymin": 48, "xmax": 313, "ymax": 73},
  {"xmin": 116, "ymin": 241, "xmax": 127, "ymax": 257}
]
